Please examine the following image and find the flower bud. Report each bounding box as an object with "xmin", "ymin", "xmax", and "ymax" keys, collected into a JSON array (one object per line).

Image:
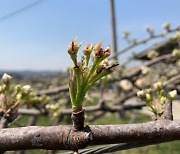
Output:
[
  {"xmin": 119, "ymin": 79, "xmax": 133, "ymax": 91},
  {"xmin": 15, "ymin": 85, "xmax": 22, "ymax": 93},
  {"xmin": 53, "ymin": 112, "xmax": 58, "ymax": 117},
  {"xmin": 83, "ymin": 44, "xmax": 93, "ymax": 56},
  {"xmin": 22, "ymin": 85, "xmax": 31, "ymax": 94},
  {"xmin": 146, "ymin": 88, "xmax": 152, "ymax": 94},
  {"xmin": 2, "ymin": 73, "xmax": 12, "ymax": 85},
  {"xmin": 45, "ymin": 104, "xmax": 50, "ymax": 109},
  {"xmin": 68, "ymin": 39, "xmax": 82, "ymax": 66},
  {"xmin": 144, "ymin": 26, "xmax": 154, "ymax": 35},
  {"xmin": 94, "ymin": 41, "xmax": 102, "ymax": 52},
  {"xmin": 147, "ymin": 50, "xmax": 159, "ymax": 59},
  {"xmin": 103, "ymin": 46, "xmax": 111, "ymax": 58},
  {"xmin": 0, "ymin": 84, "xmax": 6, "ymax": 93},
  {"xmin": 135, "ymin": 79, "xmax": 143, "ymax": 88},
  {"xmin": 94, "ymin": 42, "xmax": 103, "ymax": 58},
  {"xmin": 141, "ymin": 66, "xmax": 150, "ymax": 75},
  {"xmin": 160, "ymin": 96, "xmax": 167, "ymax": 104},
  {"xmin": 137, "ymin": 90, "xmax": 146, "ymax": 100},
  {"xmin": 67, "ymin": 39, "xmax": 81, "ymax": 55},
  {"xmin": 168, "ymin": 90, "xmax": 177, "ymax": 100},
  {"xmin": 153, "ymin": 82, "xmax": 162, "ymax": 90},
  {"xmin": 172, "ymin": 49, "xmax": 180, "ymax": 59},
  {"xmin": 162, "ymin": 22, "xmax": 170, "ymax": 30},
  {"xmin": 16, "ymin": 93, "xmax": 22, "ymax": 101},
  {"xmin": 122, "ymin": 30, "xmax": 130, "ymax": 39},
  {"xmin": 170, "ymin": 32, "xmax": 180, "ymax": 41},
  {"xmin": 145, "ymin": 93, "xmax": 152, "ymax": 101}
]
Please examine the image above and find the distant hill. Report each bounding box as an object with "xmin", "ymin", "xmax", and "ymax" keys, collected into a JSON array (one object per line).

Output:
[{"xmin": 0, "ymin": 70, "xmax": 66, "ymax": 79}]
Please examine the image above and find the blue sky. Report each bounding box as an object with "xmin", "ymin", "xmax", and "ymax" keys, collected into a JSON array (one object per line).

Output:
[{"xmin": 0, "ymin": 0, "xmax": 179, "ymax": 71}]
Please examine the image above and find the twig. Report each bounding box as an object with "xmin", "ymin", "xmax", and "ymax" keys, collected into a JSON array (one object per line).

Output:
[
  {"xmin": 110, "ymin": 25, "xmax": 180, "ymax": 59},
  {"xmin": 36, "ymin": 85, "xmax": 69, "ymax": 96}
]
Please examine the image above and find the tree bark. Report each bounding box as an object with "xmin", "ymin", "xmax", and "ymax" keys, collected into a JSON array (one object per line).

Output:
[
  {"xmin": 0, "ymin": 117, "xmax": 9, "ymax": 129},
  {"xmin": 0, "ymin": 120, "xmax": 179, "ymax": 151}
]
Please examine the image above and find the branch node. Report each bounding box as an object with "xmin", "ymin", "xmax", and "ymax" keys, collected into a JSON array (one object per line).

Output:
[{"xmin": 65, "ymin": 125, "xmax": 93, "ymax": 150}]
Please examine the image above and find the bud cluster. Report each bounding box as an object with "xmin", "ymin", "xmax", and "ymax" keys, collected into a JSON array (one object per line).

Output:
[
  {"xmin": 137, "ymin": 81, "xmax": 177, "ymax": 116},
  {"xmin": 172, "ymin": 48, "xmax": 180, "ymax": 59},
  {"xmin": 46, "ymin": 103, "xmax": 61, "ymax": 118},
  {"xmin": 140, "ymin": 66, "xmax": 151, "ymax": 75},
  {"xmin": 67, "ymin": 39, "xmax": 118, "ymax": 108},
  {"xmin": 170, "ymin": 32, "xmax": 180, "ymax": 42},
  {"xmin": 147, "ymin": 50, "xmax": 159, "ymax": 59},
  {"xmin": 162, "ymin": 22, "xmax": 171, "ymax": 31},
  {"xmin": 122, "ymin": 30, "xmax": 130, "ymax": 39},
  {"xmin": 0, "ymin": 73, "xmax": 48, "ymax": 115},
  {"xmin": 144, "ymin": 26, "xmax": 154, "ymax": 36}
]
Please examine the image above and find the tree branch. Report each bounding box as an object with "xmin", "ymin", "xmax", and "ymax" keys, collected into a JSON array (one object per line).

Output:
[
  {"xmin": 0, "ymin": 120, "xmax": 180, "ymax": 151},
  {"xmin": 110, "ymin": 25, "xmax": 180, "ymax": 59},
  {"xmin": 36, "ymin": 85, "xmax": 69, "ymax": 96}
]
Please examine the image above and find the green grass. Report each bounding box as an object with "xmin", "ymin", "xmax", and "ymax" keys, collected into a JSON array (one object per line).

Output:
[{"xmin": 90, "ymin": 111, "xmax": 150, "ymax": 125}]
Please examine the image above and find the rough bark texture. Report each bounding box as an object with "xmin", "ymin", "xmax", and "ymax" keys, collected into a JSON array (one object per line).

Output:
[
  {"xmin": 0, "ymin": 120, "xmax": 179, "ymax": 151},
  {"xmin": 71, "ymin": 107, "xmax": 85, "ymax": 131},
  {"xmin": 71, "ymin": 107, "xmax": 93, "ymax": 152},
  {"xmin": 161, "ymin": 100, "xmax": 173, "ymax": 120},
  {"xmin": 0, "ymin": 117, "xmax": 9, "ymax": 129}
]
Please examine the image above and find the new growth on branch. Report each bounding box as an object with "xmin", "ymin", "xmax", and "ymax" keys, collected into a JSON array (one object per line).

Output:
[{"xmin": 67, "ymin": 38, "xmax": 118, "ymax": 110}]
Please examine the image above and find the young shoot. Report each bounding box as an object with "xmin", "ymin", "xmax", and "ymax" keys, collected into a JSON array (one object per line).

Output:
[{"xmin": 67, "ymin": 39, "xmax": 118, "ymax": 110}]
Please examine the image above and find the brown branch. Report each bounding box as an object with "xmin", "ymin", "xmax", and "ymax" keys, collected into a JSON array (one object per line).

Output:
[
  {"xmin": 86, "ymin": 111, "xmax": 105, "ymax": 122},
  {"xmin": 110, "ymin": 25, "xmax": 180, "ymax": 59},
  {"xmin": 0, "ymin": 120, "xmax": 180, "ymax": 151},
  {"xmin": 112, "ymin": 56, "xmax": 179, "ymax": 103},
  {"xmin": 18, "ymin": 108, "xmax": 44, "ymax": 116},
  {"xmin": 36, "ymin": 84, "xmax": 69, "ymax": 96},
  {"xmin": 0, "ymin": 117, "xmax": 9, "ymax": 129},
  {"xmin": 18, "ymin": 103, "xmax": 145, "ymax": 117},
  {"xmin": 126, "ymin": 53, "xmax": 173, "ymax": 79},
  {"xmin": 163, "ymin": 74, "xmax": 180, "ymax": 86},
  {"xmin": 161, "ymin": 100, "xmax": 173, "ymax": 120},
  {"xmin": 15, "ymin": 117, "xmax": 38, "ymax": 154}
]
